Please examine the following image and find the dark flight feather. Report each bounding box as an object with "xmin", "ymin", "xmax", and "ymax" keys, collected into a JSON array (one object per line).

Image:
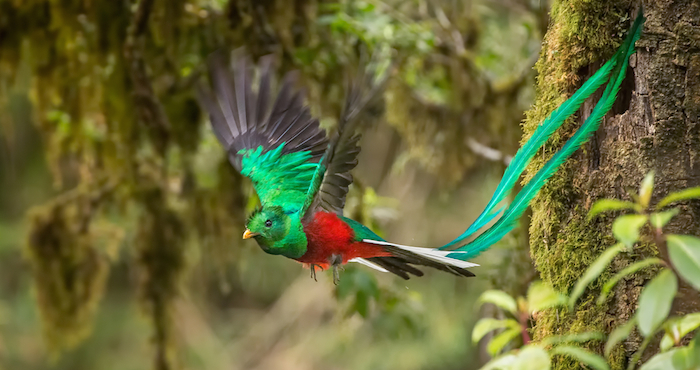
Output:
[
  {"xmin": 198, "ymin": 50, "xmax": 328, "ymax": 171},
  {"xmin": 304, "ymin": 53, "xmax": 391, "ymax": 217}
]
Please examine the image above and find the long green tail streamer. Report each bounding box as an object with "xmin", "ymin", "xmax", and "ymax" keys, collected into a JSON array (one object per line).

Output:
[{"xmin": 443, "ymin": 10, "xmax": 645, "ymax": 259}]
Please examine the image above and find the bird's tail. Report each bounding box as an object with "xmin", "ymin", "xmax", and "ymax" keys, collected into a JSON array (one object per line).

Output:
[
  {"xmin": 441, "ymin": 10, "xmax": 645, "ymax": 260},
  {"xmin": 351, "ymin": 239, "xmax": 477, "ymax": 280}
]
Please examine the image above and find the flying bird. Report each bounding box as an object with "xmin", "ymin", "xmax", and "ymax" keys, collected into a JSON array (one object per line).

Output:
[{"xmin": 198, "ymin": 12, "xmax": 644, "ymax": 283}]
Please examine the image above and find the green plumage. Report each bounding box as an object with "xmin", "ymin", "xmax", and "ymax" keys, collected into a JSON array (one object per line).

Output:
[
  {"xmin": 440, "ymin": 44, "xmax": 620, "ymax": 249},
  {"xmin": 443, "ymin": 10, "xmax": 645, "ymax": 259},
  {"xmin": 341, "ymin": 216, "xmax": 385, "ymax": 242},
  {"xmin": 238, "ymin": 144, "xmax": 323, "ymax": 258},
  {"xmin": 240, "ymin": 144, "xmax": 322, "ymax": 211},
  {"xmin": 246, "ymin": 206, "xmax": 308, "ymax": 258},
  {"xmin": 199, "ymin": 49, "xmax": 386, "ymax": 264}
]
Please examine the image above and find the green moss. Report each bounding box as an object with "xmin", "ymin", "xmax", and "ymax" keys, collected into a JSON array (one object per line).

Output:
[
  {"xmin": 135, "ymin": 186, "xmax": 186, "ymax": 370},
  {"xmin": 25, "ymin": 188, "xmax": 111, "ymax": 354}
]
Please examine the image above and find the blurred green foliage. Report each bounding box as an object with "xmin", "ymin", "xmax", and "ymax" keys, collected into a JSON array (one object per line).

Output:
[{"xmin": 0, "ymin": 0, "xmax": 545, "ymax": 369}]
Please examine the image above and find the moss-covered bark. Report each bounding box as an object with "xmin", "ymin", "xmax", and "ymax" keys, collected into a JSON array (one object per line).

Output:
[
  {"xmin": 25, "ymin": 184, "xmax": 113, "ymax": 353},
  {"xmin": 525, "ymin": 1, "xmax": 700, "ymax": 368}
]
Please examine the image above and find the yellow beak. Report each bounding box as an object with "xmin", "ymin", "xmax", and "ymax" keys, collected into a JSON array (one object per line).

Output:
[{"xmin": 242, "ymin": 229, "xmax": 259, "ymax": 239}]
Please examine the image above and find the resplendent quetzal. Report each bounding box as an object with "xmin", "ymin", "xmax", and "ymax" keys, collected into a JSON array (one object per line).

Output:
[{"xmin": 198, "ymin": 12, "xmax": 644, "ymax": 283}]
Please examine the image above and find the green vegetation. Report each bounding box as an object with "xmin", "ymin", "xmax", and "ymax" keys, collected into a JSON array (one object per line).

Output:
[{"xmin": 473, "ymin": 173, "xmax": 700, "ymax": 370}]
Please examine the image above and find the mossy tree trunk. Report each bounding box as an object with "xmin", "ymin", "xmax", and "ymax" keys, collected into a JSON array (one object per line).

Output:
[{"xmin": 525, "ymin": 0, "xmax": 700, "ymax": 368}]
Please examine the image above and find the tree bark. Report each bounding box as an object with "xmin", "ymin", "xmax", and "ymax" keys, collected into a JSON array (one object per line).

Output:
[{"xmin": 525, "ymin": 0, "xmax": 700, "ymax": 368}]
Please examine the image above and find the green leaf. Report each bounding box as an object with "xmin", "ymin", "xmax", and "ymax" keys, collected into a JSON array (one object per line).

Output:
[
  {"xmin": 666, "ymin": 234, "xmax": 700, "ymax": 291},
  {"xmin": 598, "ymin": 258, "xmax": 664, "ymax": 305},
  {"xmin": 672, "ymin": 345, "xmax": 700, "ymax": 370},
  {"xmin": 649, "ymin": 208, "xmax": 679, "ymax": 229},
  {"xmin": 657, "ymin": 186, "xmax": 700, "ymax": 209},
  {"xmin": 472, "ymin": 318, "xmax": 521, "ymax": 343},
  {"xmin": 527, "ymin": 281, "xmax": 567, "ymax": 314},
  {"xmin": 551, "ymin": 345, "xmax": 609, "ymax": 370},
  {"xmin": 637, "ymin": 269, "xmax": 678, "ymax": 337},
  {"xmin": 605, "ymin": 319, "xmax": 636, "ymax": 356},
  {"xmin": 487, "ymin": 327, "xmax": 522, "ymax": 356},
  {"xmin": 690, "ymin": 335, "xmax": 700, "ymax": 367},
  {"xmin": 478, "ymin": 290, "xmax": 518, "ymax": 315},
  {"xmin": 676, "ymin": 313, "xmax": 700, "ymax": 340},
  {"xmin": 588, "ymin": 199, "xmax": 639, "ymax": 220},
  {"xmin": 660, "ymin": 313, "xmax": 700, "ymax": 352},
  {"xmin": 540, "ymin": 332, "xmax": 604, "ymax": 347},
  {"xmin": 517, "ymin": 346, "xmax": 552, "ymax": 370},
  {"xmin": 692, "ymin": 334, "xmax": 700, "ymax": 356},
  {"xmin": 355, "ymin": 290, "xmax": 370, "ymax": 318},
  {"xmin": 641, "ymin": 350, "xmax": 677, "ymax": 370},
  {"xmin": 569, "ymin": 244, "xmax": 624, "ymax": 309},
  {"xmin": 660, "ymin": 336, "xmax": 675, "ymax": 354},
  {"xmin": 481, "ymin": 346, "xmax": 552, "ymax": 370},
  {"xmin": 612, "ymin": 214, "xmax": 648, "ymax": 247},
  {"xmin": 643, "ymin": 346, "xmax": 700, "ymax": 370},
  {"xmin": 639, "ymin": 171, "xmax": 655, "ymax": 208},
  {"xmin": 659, "ymin": 334, "xmax": 674, "ymax": 353},
  {"xmin": 480, "ymin": 353, "xmax": 517, "ymax": 370}
]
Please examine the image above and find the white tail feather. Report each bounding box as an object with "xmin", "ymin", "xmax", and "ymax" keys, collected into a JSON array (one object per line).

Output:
[
  {"xmin": 361, "ymin": 239, "xmax": 479, "ymax": 269},
  {"xmin": 349, "ymin": 258, "xmax": 389, "ymax": 273}
]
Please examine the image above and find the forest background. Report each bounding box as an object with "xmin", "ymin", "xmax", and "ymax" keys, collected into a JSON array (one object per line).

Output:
[{"xmin": 1, "ymin": 0, "xmax": 697, "ymax": 370}]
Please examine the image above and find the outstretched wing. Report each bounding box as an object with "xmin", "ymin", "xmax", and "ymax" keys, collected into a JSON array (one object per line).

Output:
[
  {"xmin": 301, "ymin": 56, "xmax": 389, "ymax": 216},
  {"xmin": 198, "ymin": 50, "xmax": 328, "ymax": 207}
]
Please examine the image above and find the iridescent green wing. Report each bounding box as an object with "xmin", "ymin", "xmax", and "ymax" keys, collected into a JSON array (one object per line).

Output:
[{"xmin": 198, "ymin": 51, "xmax": 328, "ymax": 209}]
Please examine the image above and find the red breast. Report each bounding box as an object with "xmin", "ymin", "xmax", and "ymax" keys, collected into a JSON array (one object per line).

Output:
[{"xmin": 297, "ymin": 212, "xmax": 391, "ymax": 267}]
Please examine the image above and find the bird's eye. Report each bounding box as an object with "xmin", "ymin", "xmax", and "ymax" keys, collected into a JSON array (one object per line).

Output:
[{"xmin": 265, "ymin": 220, "xmax": 272, "ymax": 227}]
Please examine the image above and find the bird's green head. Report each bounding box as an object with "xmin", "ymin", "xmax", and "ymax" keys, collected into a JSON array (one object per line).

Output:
[{"xmin": 243, "ymin": 206, "xmax": 307, "ymax": 259}]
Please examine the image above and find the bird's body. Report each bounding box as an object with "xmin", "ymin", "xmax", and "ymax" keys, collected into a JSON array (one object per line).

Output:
[
  {"xmin": 298, "ymin": 211, "xmax": 390, "ymax": 269},
  {"xmin": 198, "ymin": 12, "xmax": 644, "ymax": 282}
]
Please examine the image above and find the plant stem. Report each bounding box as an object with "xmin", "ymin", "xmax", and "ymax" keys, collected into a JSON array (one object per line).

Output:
[{"xmin": 520, "ymin": 312, "xmax": 531, "ymax": 345}]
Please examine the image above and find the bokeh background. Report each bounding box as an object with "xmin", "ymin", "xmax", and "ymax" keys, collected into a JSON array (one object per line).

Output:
[{"xmin": 0, "ymin": 0, "xmax": 547, "ymax": 369}]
